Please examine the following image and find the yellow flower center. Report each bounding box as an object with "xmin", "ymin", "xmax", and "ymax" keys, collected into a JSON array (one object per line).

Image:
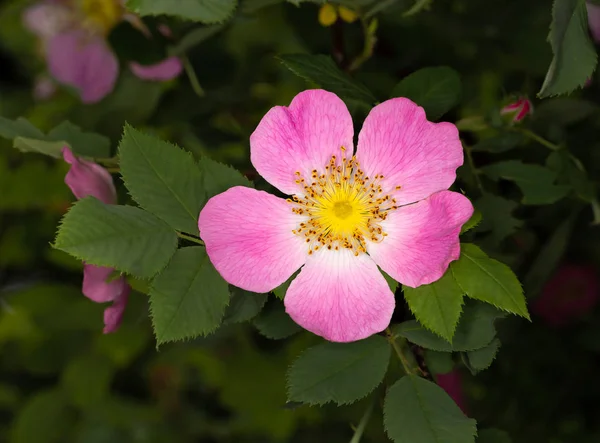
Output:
[
  {"xmin": 288, "ymin": 148, "xmax": 401, "ymax": 256},
  {"xmin": 81, "ymin": 0, "xmax": 122, "ymax": 34}
]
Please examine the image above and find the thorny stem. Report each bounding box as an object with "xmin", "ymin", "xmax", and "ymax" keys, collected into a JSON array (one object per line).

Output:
[
  {"xmin": 177, "ymin": 232, "xmax": 204, "ymax": 245},
  {"xmin": 183, "ymin": 55, "xmax": 205, "ymax": 98},
  {"xmin": 349, "ymin": 398, "xmax": 375, "ymax": 443},
  {"xmin": 385, "ymin": 327, "xmax": 414, "ymax": 375}
]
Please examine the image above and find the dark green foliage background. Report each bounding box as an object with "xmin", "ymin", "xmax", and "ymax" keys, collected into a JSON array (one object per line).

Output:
[{"xmin": 1, "ymin": 0, "xmax": 600, "ymax": 442}]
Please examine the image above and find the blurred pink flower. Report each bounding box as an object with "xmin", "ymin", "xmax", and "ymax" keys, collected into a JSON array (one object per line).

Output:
[
  {"xmin": 532, "ymin": 264, "xmax": 599, "ymax": 327},
  {"xmin": 437, "ymin": 370, "xmax": 467, "ymax": 413},
  {"xmin": 500, "ymin": 97, "xmax": 532, "ymax": 123},
  {"xmin": 198, "ymin": 89, "xmax": 472, "ymax": 342},
  {"xmin": 62, "ymin": 147, "xmax": 129, "ymax": 333},
  {"xmin": 33, "ymin": 75, "xmax": 57, "ymax": 101},
  {"xmin": 23, "ymin": 0, "xmax": 182, "ymax": 103},
  {"xmin": 587, "ymin": 2, "xmax": 600, "ymax": 43}
]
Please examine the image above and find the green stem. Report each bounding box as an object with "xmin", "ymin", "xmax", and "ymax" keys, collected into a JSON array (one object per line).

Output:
[
  {"xmin": 183, "ymin": 56, "xmax": 205, "ymax": 98},
  {"xmin": 177, "ymin": 232, "xmax": 204, "ymax": 245},
  {"xmin": 514, "ymin": 128, "xmax": 560, "ymax": 151},
  {"xmin": 348, "ymin": 18, "xmax": 377, "ymax": 72},
  {"xmin": 403, "ymin": 0, "xmax": 433, "ymax": 17},
  {"xmin": 464, "ymin": 145, "xmax": 484, "ymax": 195},
  {"xmin": 349, "ymin": 399, "xmax": 375, "ymax": 443},
  {"xmin": 385, "ymin": 328, "xmax": 414, "ymax": 375}
]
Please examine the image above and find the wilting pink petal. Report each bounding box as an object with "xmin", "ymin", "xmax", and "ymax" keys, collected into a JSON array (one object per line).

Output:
[
  {"xmin": 63, "ymin": 147, "xmax": 117, "ymax": 204},
  {"xmin": 356, "ymin": 98, "xmax": 463, "ymax": 206},
  {"xmin": 588, "ymin": 2, "xmax": 600, "ymax": 42},
  {"xmin": 367, "ymin": 191, "xmax": 473, "ymax": 288},
  {"xmin": 437, "ymin": 370, "xmax": 467, "ymax": 413},
  {"xmin": 82, "ymin": 264, "xmax": 128, "ymax": 303},
  {"xmin": 198, "ymin": 186, "xmax": 307, "ymax": 293},
  {"xmin": 23, "ymin": 2, "xmax": 72, "ymax": 39},
  {"xmin": 47, "ymin": 30, "xmax": 119, "ymax": 104},
  {"xmin": 250, "ymin": 89, "xmax": 354, "ymax": 195},
  {"xmin": 532, "ymin": 264, "xmax": 599, "ymax": 327},
  {"xmin": 284, "ymin": 248, "xmax": 395, "ymax": 342},
  {"xmin": 130, "ymin": 56, "xmax": 183, "ymax": 81},
  {"xmin": 103, "ymin": 285, "xmax": 130, "ymax": 333}
]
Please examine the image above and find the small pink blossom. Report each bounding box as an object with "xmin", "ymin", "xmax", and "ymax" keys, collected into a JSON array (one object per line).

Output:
[
  {"xmin": 198, "ymin": 90, "xmax": 472, "ymax": 342},
  {"xmin": 500, "ymin": 97, "xmax": 533, "ymax": 123},
  {"xmin": 437, "ymin": 370, "xmax": 467, "ymax": 413},
  {"xmin": 62, "ymin": 147, "xmax": 129, "ymax": 333},
  {"xmin": 532, "ymin": 263, "xmax": 599, "ymax": 327}
]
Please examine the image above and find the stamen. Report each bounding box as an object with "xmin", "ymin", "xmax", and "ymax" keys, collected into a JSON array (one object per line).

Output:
[{"xmin": 287, "ymin": 147, "xmax": 400, "ymax": 255}]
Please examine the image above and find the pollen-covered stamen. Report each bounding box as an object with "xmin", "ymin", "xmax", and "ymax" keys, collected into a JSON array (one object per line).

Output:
[{"xmin": 287, "ymin": 147, "xmax": 400, "ymax": 256}]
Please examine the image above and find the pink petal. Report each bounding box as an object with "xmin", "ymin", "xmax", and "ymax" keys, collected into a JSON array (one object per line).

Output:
[
  {"xmin": 284, "ymin": 249, "xmax": 395, "ymax": 342},
  {"xmin": 368, "ymin": 191, "xmax": 473, "ymax": 288},
  {"xmin": 356, "ymin": 98, "xmax": 463, "ymax": 205},
  {"xmin": 103, "ymin": 285, "xmax": 130, "ymax": 334},
  {"xmin": 588, "ymin": 2, "xmax": 600, "ymax": 43},
  {"xmin": 47, "ymin": 30, "xmax": 119, "ymax": 104},
  {"xmin": 130, "ymin": 56, "xmax": 183, "ymax": 82},
  {"xmin": 82, "ymin": 264, "xmax": 128, "ymax": 303},
  {"xmin": 250, "ymin": 89, "xmax": 355, "ymax": 195},
  {"xmin": 198, "ymin": 186, "xmax": 307, "ymax": 293},
  {"xmin": 63, "ymin": 147, "xmax": 117, "ymax": 204}
]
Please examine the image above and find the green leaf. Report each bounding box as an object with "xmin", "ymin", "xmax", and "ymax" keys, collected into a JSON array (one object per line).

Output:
[
  {"xmin": 197, "ymin": 155, "xmax": 253, "ymax": 200},
  {"xmin": 278, "ymin": 54, "xmax": 377, "ymax": 105},
  {"xmin": 424, "ymin": 350, "xmax": 454, "ymax": 375},
  {"xmin": 119, "ymin": 125, "xmax": 205, "ymax": 234},
  {"xmin": 481, "ymin": 160, "xmax": 570, "ymax": 205},
  {"xmin": 547, "ymin": 150, "xmax": 595, "ymax": 201},
  {"xmin": 223, "ymin": 287, "xmax": 268, "ymax": 324},
  {"xmin": 384, "ymin": 375, "xmax": 477, "ymax": 443},
  {"xmin": 461, "ymin": 209, "xmax": 482, "ymax": 234},
  {"xmin": 450, "ymin": 244, "xmax": 529, "ymax": 319},
  {"xmin": 391, "ymin": 66, "xmax": 462, "ymax": 120},
  {"xmin": 538, "ymin": 0, "xmax": 597, "ymax": 97},
  {"xmin": 0, "ymin": 116, "xmax": 44, "ymax": 139},
  {"xmin": 474, "ymin": 195, "xmax": 522, "ymax": 244},
  {"xmin": 253, "ymin": 300, "xmax": 301, "ymax": 339},
  {"xmin": 272, "ymin": 270, "xmax": 298, "ymax": 300},
  {"xmin": 463, "ymin": 338, "xmax": 501, "ymax": 375},
  {"xmin": 168, "ymin": 24, "xmax": 223, "ymax": 56},
  {"xmin": 287, "ymin": 336, "xmax": 390, "ymax": 405},
  {"xmin": 471, "ymin": 132, "xmax": 524, "ymax": 153},
  {"xmin": 382, "ymin": 270, "xmax": 399, "ymax": 293},
  {"xmin": 10, "ymin": 389, "xmax": 75, "ymax": 443},
  {"xmin": 46, "ymin": 121, "xmax": 111, "ymax": 158},
  {"xmin": 394, "ymin": 302, "xmax": 502, "ymax": 352},
  {"xmin": 54, "ymin": 198, "xmax": 178, "ymax": 278},
  {"xmin": 126, "ymin": 0, "xmax": 237, "ymax": 23},
  {"xmin": 403, "ymin": 272, "xmax": 464, "ymax": 342},
  {"xmin": 61, "ymin": 354, "xmax": 115, "ymax": 408},
  {"xmin": 477, "ymin": 429, "xmax": 512, "ymax": 443},
  {"xmin": 0, "ymin": 118, "xmax": 110, "ymax": 158},
  {"xmin": 150, "ymin": 246, "xmax": 230, "ymax": 343}
]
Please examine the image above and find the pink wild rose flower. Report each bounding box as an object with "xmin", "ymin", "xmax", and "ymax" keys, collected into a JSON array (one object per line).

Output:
[
  {"xmin": 500, "ymin": 97, "xmax": 532, "ymax": 123},
  {"xmin": 63, "ymin": 147, "xmax": 130, "ymax": 333},
  {"xmin": 532, "ymin": 263, "xmax": 599, "ymax": 327},
  {"xmin": 198, "ymin": 90, "xmax": 473, "ymax": 342}
]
